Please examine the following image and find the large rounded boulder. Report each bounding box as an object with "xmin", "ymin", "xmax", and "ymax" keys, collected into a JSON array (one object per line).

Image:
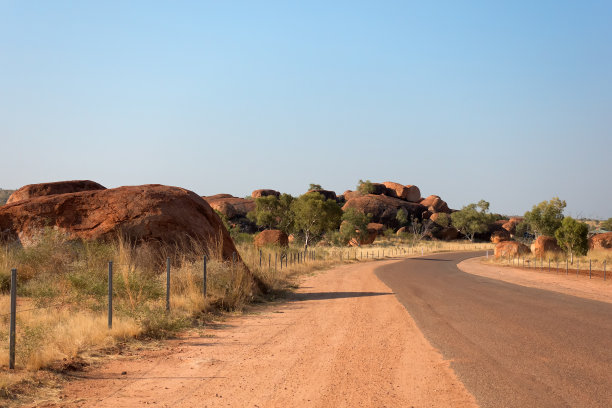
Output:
[
  {"xmin": 7, "ymin": 180, "xmax": 106, "ymax": 204},
  {"xmin": 0, "ymin": 184, "xmax": 240, "ymax": 260},
  {"xmin": 203, "ymin": 195, "xmax": 255, "ymax": 219},
  {"xmin": 342, "ymin": 194, "xmax": 425, "ymax": 228},
  {"xmin": 419, "ymin": 195, "xmax": 450, "ymax": 214},
  {"xmin": 382, "ymin": 182, "xmax": 411, "ymax": 200},
  {"xmin": 306, "ymin": 189, "xmax": 337, "ymax": 201},
  {"xmin": 251, "ymin": 189, "xmax": 280, "ymax": 199},
  {"xmin": 532, "ymin": 236, "xmax": 562, "ymax": 258},
  {"xmin": 254, "ymin": 230, "xmax": 289, "ymax": 248},
  {"xmin": 494, "ymin": 241, "xmax": 531, "ymax": 258},
  {"xmin": 588, "ymin": 232, "xmax": 612, "ymax": 250},
  {"xmin": 502, "ymin": 217, "xmax": 523, "ymax": 234}
]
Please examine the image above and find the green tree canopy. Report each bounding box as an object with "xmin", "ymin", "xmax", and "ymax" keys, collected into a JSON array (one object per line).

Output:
[
  {"xmin": 600, "ymin": 218, "xmax": 612, "ymax": 231},
  {"xmin": 555, "ymin": 216, "xmax": 588, "ymax": 263},
  {"xmin": 396, "ymin": 208, "xmax": 409, "ymax": 227},
  {"xmin": 247, "ymin": 193, "xmax": 294, "ymax": 233},
  {"xmin": 339, "ymin": 208, "xmax": 371, "ymax": 245},
  {"xmin": 308, "ymin": 183, "xmax": 323, "ymax": 190},
  {"xmin": 291, "ymin": 192, "xmax": 342, "ymax": 249},
  {"xmin": 357, "ymin": 179, "xmax": 375, "ymax": 194},
  {"xmin": 524, "ymin": 197, "xmax": 566, "ymax": 236},
  {"xmin": 450, "ymin": 200, "xmax": 494, "ymax": 242}
]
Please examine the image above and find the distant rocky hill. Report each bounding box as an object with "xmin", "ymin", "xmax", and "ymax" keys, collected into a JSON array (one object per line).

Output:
[{"xmin": 0, "ymin": 189, "xmax": 15, "ymax": 205}]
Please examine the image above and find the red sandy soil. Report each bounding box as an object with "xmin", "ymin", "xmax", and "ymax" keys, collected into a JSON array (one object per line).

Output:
[{"xmin": 33, "ymin": 260, "xmax": 477, "ymax": 408}]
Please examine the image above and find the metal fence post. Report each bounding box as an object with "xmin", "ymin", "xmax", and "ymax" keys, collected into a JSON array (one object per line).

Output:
[
  {"xmin": 259, "ymin": 250, "xmax": 262, "ymax": 268},
  {"xmin": 203, "ymin": 255, "xmax": 207, "ymax": 298},
  {"xmin": 9, "ymin": 268, "xmax": 17, "ymax": 370},
  {"xmin": 589, "ymin": 259, "xmax": 592, "ymax": 279},
  {"xmin": 566, "ymin": 259, "xmax": 568, "ymax": 276},
  {"xmin": 166, "ymin": 257, "xmax": 171, "ymax": 312},
  {"xmin": 108, "ymin": 261, "xmax": 113, "ymax": 329}
]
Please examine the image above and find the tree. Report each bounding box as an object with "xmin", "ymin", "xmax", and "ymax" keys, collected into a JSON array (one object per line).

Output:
[
  {"xmin": 308, "ymin": 183, "xmax": 323, "ymax": 191},
  {"xmin": 396, "ymin": 208, "xmax": 409, "ymax": 227},
  {"xmin": 432, "ymin": 213, "xmax": 450, "ymax": 228},
  {"xmin": 601, "ymin": 218, "xmax": 612, "ymax": 231},
  {"xmin": 524, "ymin": 197, "xmax": 566, "ymax": 237},
  {"xmin": 247, "ymin": 194, "xmax": 294, "ymax": 233},
  {"xmin": 357, "ymin": 179, "xmax": 375, "ymax": 194},
  {"xmin": 291, "ymin": 192, "xmax": 342, "ymax": 249},
  {"xmin": 450, "ymin": 200, "xmax": 494, "ymax": 242},
  {"xmin": 555, "ymin": 217, "xmax": 588, "ymax": 263},
  {"xmin": 339, "ymin": 208, "xmax": 371, "ymax": 244}
]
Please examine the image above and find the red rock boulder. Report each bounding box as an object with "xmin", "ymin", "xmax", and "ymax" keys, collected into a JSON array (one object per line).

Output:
[
  {"xmin": 420, "ymin": 195, "xmax": 450, "ymax": 214},
  {"xmin": 7, "ymin": 180, "xmax": 106, "ymax": 204},
  {"xmin": 342, "ymin": 194, "xmax": 425, "ymax": 228},
  {"xmin": 532, "ymin": 236, "xmax": 562, "ymax": 258},
  {"xmin": 396, "ymin": 226, "xmax": 408, "ymax": 235},
  {"xmin": 251, "ymin": 189, "xmax": 280, "ymax": 199},
  {"xmin": 203, "ymin": 195, "xmax": 255, "ymax": 219},
  {"xmin": 343, "ymin": 190, "xmax": 363, "ymax": 201},
  {"xmin": 403, "ymin": 185, "xmax": 421, "ymax": 202},
  {"xmin": 502, "ymin": 217, "xmax": 523, "ymax": 234},
  {"xmin": 254, "ymin": 230, "xmax": 289, "ymax": 248},
  {"xmin": 588, "ymin": 232, "xmax": 612, "ymax": 250},
  {"xmin": 349, "ymin": 223, "xmax": 383, "ymax": 246},
  {"xmin": 491, "ymin": 229, "xmax": 511, "ymax": 244},
  {"xmin": 382, "ymin": 182, "xmax": 410, "ymax": 200},
  {"xmin": 494, "ymin": 241, "xmax": 531, "ymax": 258},
  {"xmin": 0, "ymin": 184, "xmax": 240, "ymax": 261}
]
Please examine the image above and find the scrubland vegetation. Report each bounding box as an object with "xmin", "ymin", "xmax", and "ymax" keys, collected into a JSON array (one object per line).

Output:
[{"xmin": 0, "ymin": 227, "xmax": 491, "ymax": 400}]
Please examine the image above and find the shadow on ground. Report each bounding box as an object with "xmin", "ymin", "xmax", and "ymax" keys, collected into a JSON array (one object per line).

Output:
[{"xmin": 289, "ymin": 291, "xmax": 393, "ymax": 301}]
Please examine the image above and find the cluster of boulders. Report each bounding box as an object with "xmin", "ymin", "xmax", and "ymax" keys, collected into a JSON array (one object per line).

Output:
[
  {"xmin": 0, "ymin": 181, "xmax": 241, "ymax": 261},
  {"xmin": 494, "ymin": 231, "xmax": 612, "ymax": 259}
]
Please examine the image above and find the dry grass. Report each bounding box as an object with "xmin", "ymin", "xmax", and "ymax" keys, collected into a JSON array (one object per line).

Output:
[{"xmin": 0, "ymin": 230, "xmax": 489, "ymax": 402}]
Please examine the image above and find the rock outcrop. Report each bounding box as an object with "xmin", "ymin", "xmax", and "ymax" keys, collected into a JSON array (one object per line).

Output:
[
  {"xmin": 502, "ymin": 217, "xmax": 523, "ymax": 235},
  {"xmin": 382, "ymin": 182, "xmax": 411, "ymax": 201},
  {"xmin": 532, "ymin": 236, "xmax": 562, "ymax": 258},
  {"xmin": 419, "ymin": 195, "xmax": 450, "ymax": 214},
  {"xmin": 254, "ymin": 229, "xmax": 289, "ymax": 248},
  {"xmin": 491, "ymin": 229, "xmax": 511, "ymax": 244},
  {"xmin": 6, "ymin": 180, "xmax": 106, "ymax": 204},
  {"xmin": 251, "ymin": 189, "xmax": 280, "ymax": 199},
  {"xmin": 307, "ymin": 189, "xmax": 337, "ymax": 201},
  {"xmin": 349, "ymin": 223, "xmax": 383, "ymax": 246},
  {"xmin": 588, "ymin": 232, "xmax": 612, "ymax": 250},
  {"xmin": 494, "ymin": 241, "xmax": 531, "ymax": 258},
  {"xmin": 342, "ymin": 195, "xmax": 425, "ymax": 228},
  {"xmin": 202, "ymin": 194, "xmax": 257, "ymax": 232},
  {"xmin": 0, "ymin": 184, "xmax": 240, "ymax": 261}
]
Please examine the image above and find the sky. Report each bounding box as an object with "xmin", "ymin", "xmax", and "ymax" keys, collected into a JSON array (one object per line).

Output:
[{"xmin": 1, "ymin": 1, "xmax": 611, "ymax": 218}]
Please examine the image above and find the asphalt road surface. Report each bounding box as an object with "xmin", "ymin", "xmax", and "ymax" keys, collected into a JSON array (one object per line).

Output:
[{"xmin": 375, "ymin": 252, "xmax": 612, "ymax": 408}]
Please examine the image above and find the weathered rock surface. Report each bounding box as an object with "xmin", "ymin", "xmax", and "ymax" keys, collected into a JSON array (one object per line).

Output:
[
  {"xmin": 203, "ymin": 195, "xmax": 255, "ymax": 219},
  {"xmin": 382, "ymin": 182, "xmax": 411, "ymax": 200},
  {"xmin": 349, "ymin": 223, "xmax": 383, "ymax": 246},
  {"xmin": 7, "ymin": 180, "xmax": 106, "ymax": 204},
  {"xmin": 420, "ymin": 195, "xmax": 450, "ymax": 214},
  {"xmin": 588, "ymin": 232, "xmax": 612, "ymax": 250},
  {"xmin": 532, "ymin": 235, "xmax": 562, "ymax": 257},
  {"xmin": 254, "ymin": 229, "xmax": 289, "ymax": 248},
  {"xmin": 342, "ymin": 194, "xmax": 425, "ymax": 228},
  {"xmin": 343, "ymin": 190, "xmax": 363, "ymax": 201},
  {"xmin": 251, "ymin": 189, "xmax": 280, "ymax": 199},
  {"xmin": 494, "ymin": 241, "xmax": 531, "ymax": 258},
  {"xmin": 396, "ymin": 226, "xmax": 408, "ymax": 235},
  {"xmin": 404, "ymin": 185, "xmax": 421, "ymax": 202},
  {"xmin": 491, "ymin": 229, "xmax": 511, "ymax": 244},
  {"xmin": 0, "ymin": 184, "xmax": 240, "ymax": 260},
  {"xmin": 502, "ymin": 217, "xmax": 523, "ymax": 234}
]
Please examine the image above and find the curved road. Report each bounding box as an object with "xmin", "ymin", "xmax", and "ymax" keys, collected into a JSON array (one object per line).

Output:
[{"xmin": 375, "ymin": 251, "xmax": 612, "ymax": 408}]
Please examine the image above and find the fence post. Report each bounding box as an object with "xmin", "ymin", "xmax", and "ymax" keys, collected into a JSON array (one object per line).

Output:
[
  {"xmin": 548, "ymin": 259, "xmax": 550, "ymax": 273},
  {"xmin": 166, "ymin": 257, "xmax": 171, "ymax": 311},
  {"xmin": 589, "ymin": 259, "xmax": 592, "ymax": 279},
  {"xmin": 486, "ymin": 250, "xmax": 488, "ymax": 259},
  {"xmin": 577, "ymin": 260, "xmax": 579, "ymax": 277},
  {"xmin": 275, "ymin": 253, "xmax": 277, "ymax": 271},
  {"xmin": 566, "ymin": 259, "xmax": 568, "ymax": 276},
  {"xmin": 268, "ymin": 253, "xmax": 271, "ymax": 269},
  {"xmin": 9, "ymin": 268, "xmax": 17, "ymax": 370},
  {"xmin": 604, "ymin": 260, "xmax": 607, "ymax": 281},
  {"xmin": 108, "ymin": 261, "xmax": 113, "ymax": 330},
  {"xmin": 259, "ymin": 250, "xmax": 262, "ymax": 268}
]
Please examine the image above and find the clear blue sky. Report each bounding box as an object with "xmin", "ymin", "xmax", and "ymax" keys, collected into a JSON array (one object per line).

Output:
[{"xmin": 1, "ymin": 1, "xmax": 611, "ymax": 218}]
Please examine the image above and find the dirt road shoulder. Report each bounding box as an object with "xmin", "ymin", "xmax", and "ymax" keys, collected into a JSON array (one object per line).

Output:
[
  {"xmin": 34, "ymin": 259, "xmax": 477, "ymax": 408},
  {"xmin": 458, "ymin": 257, "xmax": 612, "ymax": 304}
]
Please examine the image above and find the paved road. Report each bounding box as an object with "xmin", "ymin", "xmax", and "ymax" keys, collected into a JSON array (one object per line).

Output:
[{"xmin": 375, "ymin": 252, "xmax": 612, "ymax": 408}]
